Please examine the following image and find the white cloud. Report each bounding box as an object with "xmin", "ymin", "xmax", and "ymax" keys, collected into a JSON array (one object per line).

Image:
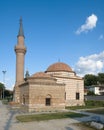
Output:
[
  {"xmin": 75, "ymin": 51, "xmax": 104, "ymax": 77},
  {"xmin": 76, "ymin": 14, "xmax": 98, "ymax": 34},
  {"xmin": 99, "ymin": 34, "xmax": 104, "ymax": 40}
]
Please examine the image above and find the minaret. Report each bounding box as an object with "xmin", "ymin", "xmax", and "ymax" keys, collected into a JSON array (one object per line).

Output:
[{"xmin": 14, "ymin": 18, "xmax": 26, "ymax": 102}]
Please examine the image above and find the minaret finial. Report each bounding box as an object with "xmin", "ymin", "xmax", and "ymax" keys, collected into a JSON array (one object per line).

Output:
[{"xmin": 18, "ymin": 17, "xmax": 24, "ymax": 37}]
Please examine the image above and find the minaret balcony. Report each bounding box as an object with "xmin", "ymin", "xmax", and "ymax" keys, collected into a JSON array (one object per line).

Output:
[{"xmin": 15, "ymin": 45, "xmax": 26, "ymax": 54}]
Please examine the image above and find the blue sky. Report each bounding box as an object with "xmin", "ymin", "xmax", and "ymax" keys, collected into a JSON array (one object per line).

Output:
[{"xmin": 0, "ymin": 0, "xmax": 104, "ymax": 90}]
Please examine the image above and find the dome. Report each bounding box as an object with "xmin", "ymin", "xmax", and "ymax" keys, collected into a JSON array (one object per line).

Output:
[
  {"xmin": 46, "ymin": 62, "xmax": 73, "ymax": 72},
  {"xmin": 31, "ymin": 72, "xmax": 52, "ymax": 78}
]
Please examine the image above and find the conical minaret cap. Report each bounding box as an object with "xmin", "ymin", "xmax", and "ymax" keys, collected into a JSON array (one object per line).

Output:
[{"xmin": 18, "ymin": 17, "xmax": 25, "ymax": 38}]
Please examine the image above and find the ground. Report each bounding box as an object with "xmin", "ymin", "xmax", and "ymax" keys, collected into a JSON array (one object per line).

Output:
[{"xmin": 0, "ymin": 101, "xmax": 103, "ymax": 130}]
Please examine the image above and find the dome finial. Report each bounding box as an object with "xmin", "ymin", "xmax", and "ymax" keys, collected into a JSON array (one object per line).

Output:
[
  {"xmin": 58, "ymin": 58, "xmax": 60, "ymax": 62},
  {"xmin": 18, "ymin": 17, "xmax": 25, "ymax": 37}
]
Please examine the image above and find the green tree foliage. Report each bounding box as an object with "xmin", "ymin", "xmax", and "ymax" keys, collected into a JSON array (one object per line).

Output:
[
  {"xmin": 84, "ymin": 73, "xmax": 104, "ymax": 86},
  {"xmin": 0, "ymin": 82, "xmax": 5, "ymax": 98},
  {"xmin": 98, "ymin": 73, "xmax": 104, "ymax": 85},
  {"xmin": 4, "ymin": 90, "xmax": 11, "ymax": 97},
  {"xmin": 84, "ymin": 74, "xmax": 98, "ymax": 86},
  {"xmin": 0, "ymin": 82, "xmax": 4, "ymax": 89},
  {"xmin": 0, "ymin": 82, "xmax": 13, "ymax": 100}
]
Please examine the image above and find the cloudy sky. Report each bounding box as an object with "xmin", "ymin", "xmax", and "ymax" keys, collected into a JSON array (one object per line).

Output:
[{"xmin": 0, "ymin": 0, "xmax": 104, "ymax": 90}]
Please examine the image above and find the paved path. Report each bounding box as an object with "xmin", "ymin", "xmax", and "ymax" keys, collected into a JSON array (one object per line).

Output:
[{"xmin": 0, "ymin": 101, "xmax": 104, "ymax": 130}]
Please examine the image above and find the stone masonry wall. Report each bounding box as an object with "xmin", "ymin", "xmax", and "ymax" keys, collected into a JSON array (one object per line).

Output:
[{"xmin": 28, "ymin": 82, "xmax": 65, "ymax": 112}]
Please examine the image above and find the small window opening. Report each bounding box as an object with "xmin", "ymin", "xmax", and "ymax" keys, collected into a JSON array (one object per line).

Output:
[
  {"xmin": 76, "ymin": 93, "xmax": 80, "ymax": 100},
  {"xmin": 65, "ymin": 92, "xmax": 66, "ymax": 100},
  {"xmin": 23, "ymin": 95, "xmax": 25, "ymax": 104},
  {"xmin": 46, "ymin": 98, "xmax": 51, "ymax": 106}
]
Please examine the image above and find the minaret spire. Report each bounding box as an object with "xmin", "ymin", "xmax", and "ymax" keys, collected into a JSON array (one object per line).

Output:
[{"xmin": 18, "ymin": 17, "xmax": 24, "ymax": 37}]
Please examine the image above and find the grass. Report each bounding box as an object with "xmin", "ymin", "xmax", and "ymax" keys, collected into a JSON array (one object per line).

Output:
[
  {"xmin": 16, "ymin": 112, "xmax": 87, "ymax": 122},
  {"xmin": 66, "ymin": 105, "xmax": 97, "ymax": 110},
  {"xmin": 66, "ymin": 100, "xmax": 104, "ymax": 110},
  {"xmin": 87, "ymin": 109, "xmax": 104, "ymax": 115},
  {"xmin": 16, "ymin": 100, "xmax": 104, "ymax": 122}
]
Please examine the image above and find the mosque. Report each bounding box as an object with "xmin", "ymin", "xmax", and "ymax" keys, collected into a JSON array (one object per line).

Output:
[{"xmin": 13, "ymin": 18, "xmax": 84, "ymax": 112}]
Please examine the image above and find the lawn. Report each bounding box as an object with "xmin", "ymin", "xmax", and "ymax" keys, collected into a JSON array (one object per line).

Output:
[
  {"xmin": 16, "ymin": 112, "xmax": 87, "ymax": 122},
  {"xmin": 66, "ymin": 100, "xmax": 104, "ymax": 110},
  {"xmin": 87, "ymin": 109, "xmax": 104, "ymax": 115},
  {"xmin": 66, "ymin": 105, "xmax": 97, "ymax": 110}
]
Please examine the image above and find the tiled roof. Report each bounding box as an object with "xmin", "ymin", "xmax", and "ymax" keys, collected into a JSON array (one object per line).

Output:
[{"xmin": 46, "ymin": 62, "xmax": 72, "ymax": 72}]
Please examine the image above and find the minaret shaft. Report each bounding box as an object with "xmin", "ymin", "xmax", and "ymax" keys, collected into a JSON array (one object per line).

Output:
[
  {"xmin": 15, "ymin": 36, "xmax": 26, "ymax": 84},
  {"xmin": 14, "ymin": 18, "xmax": 26, "ymax": 103},
  {"xmin": 15, "ymin": 48, "xmax": 26, "ymax": 83}
]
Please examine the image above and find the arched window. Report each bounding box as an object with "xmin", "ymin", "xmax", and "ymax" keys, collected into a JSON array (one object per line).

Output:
[{"xmin": 45, "ymin": 95, "xmax": 51, "ymax": 106}]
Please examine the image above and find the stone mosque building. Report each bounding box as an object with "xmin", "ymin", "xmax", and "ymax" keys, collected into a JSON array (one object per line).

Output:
[{"xmin": 14, "ymin": 18, "xmax": 84, "ymax": 112}]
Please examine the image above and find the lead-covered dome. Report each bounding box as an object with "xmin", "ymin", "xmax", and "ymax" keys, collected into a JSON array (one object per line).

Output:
[
  {"xmin": 46, "ymin": 62, "xmax": 73, "ymax": 72},
  {"xmin": 27, "ymin": 72, "xmax": 57, "ymax": 83}
]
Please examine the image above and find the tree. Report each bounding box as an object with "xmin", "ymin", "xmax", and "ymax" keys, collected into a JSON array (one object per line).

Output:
[
  {"xmin": 4, "ymin": 90, "xmax": 13, "ymax": 97},
  {"xmin": 84, "ymin": 74, "xmax": 98, "ymax": 86},
  {"xmin": 0, "ymin": 82, "xmax": 5, "ymax": 99},
  {"xmin": 98, "ymin": 73, "xmax": 104, "ymax": 85}
]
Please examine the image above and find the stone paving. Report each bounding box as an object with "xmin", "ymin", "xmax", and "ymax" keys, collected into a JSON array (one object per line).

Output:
[{"xmin": 0, "ymin": 101, "xmax": 104, "ymax": 130}]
